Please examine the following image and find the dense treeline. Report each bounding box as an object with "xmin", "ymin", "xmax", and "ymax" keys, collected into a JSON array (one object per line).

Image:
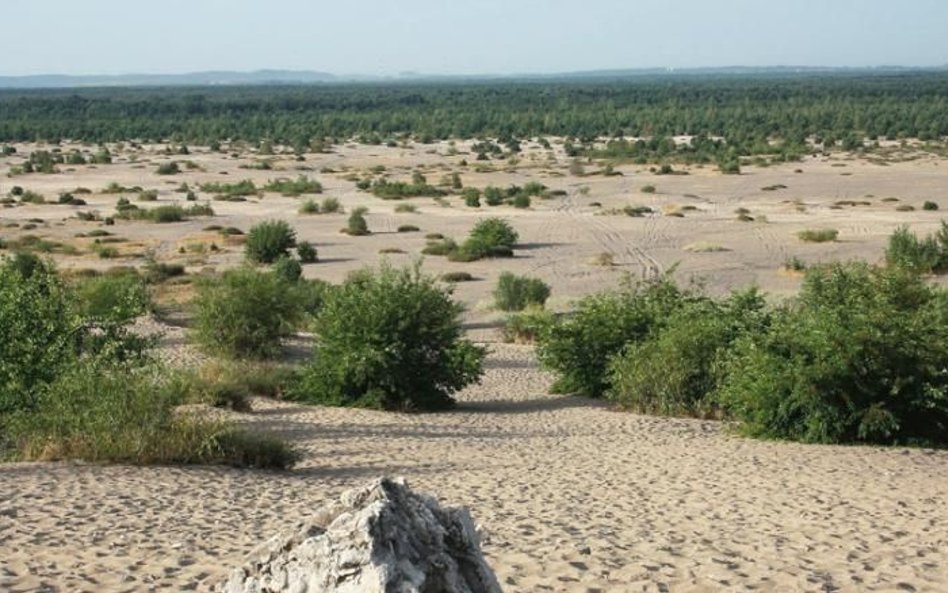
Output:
[{"xmin": 1, "ymin": 74, "xmax": 948, "ymax": 154}]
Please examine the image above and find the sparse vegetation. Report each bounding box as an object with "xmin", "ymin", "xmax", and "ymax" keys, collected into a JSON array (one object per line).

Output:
[
  {"xmin": 245, "ymin": 220, "xmax": 297, "ymax": 263},
  {"xmin": 797, "ymin": 228, "xmax": 839, "ymax": 243},
  {"xmin": 493, "ymin": 272, "xmax": 551, "ymax": 311}
]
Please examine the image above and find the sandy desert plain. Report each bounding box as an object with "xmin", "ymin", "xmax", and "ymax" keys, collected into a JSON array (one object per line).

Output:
[{"xmin": 0, "ymin": 138, "xmax": 947, "ymax": 593}]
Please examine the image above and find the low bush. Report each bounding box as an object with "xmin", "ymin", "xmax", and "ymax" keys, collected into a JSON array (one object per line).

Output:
[
  {"xmin": 503, "ymin": 306, "xmax": 555, "ymax": 343},
  {"xmin": 493, "ymin": 272, "xmax": 551, "ymax": 311},
  {"xmin": 607, "ymin": 289, "xmax": 766, "ymax": 416},
  {"xmin": 715, "ymin": 263, "xmax": 948, "ymax": 446},
  {"xmin": 885, "ymin": 223, "xmax": 948, "ymax": 274},
  {"xmin": 344, "ymin": 207, "xmax": 370, "ymax": 235},
  {"xmin": 272, "ymin": 256, "xmax": 303, "ymax": 283},
  {"xmin": 297, "ymin": 241, "xmax": 318, "ymax": 263},
  {"xmin": 192, "ymin": 267, "xmax": 303, "ymax": 359},
  {"xmin": 290, "ymin": 264, "xmax": 484, "ymax": 411},
  {"xmin": 320, "ymin": 196, "xmax": 342, "ymax": 213},
  {"xmin": 264, "ymin": 176, "xmax": 322, "ymax": 196},
  {"xmin": 536, "ymin": 276, "xmax": 693, "ymax": 397},
  {"xmin": 441, "ymin": 271, "xmax": 474, "ymax": 282},
  {"xmin": 156, "ymin": 161, "xmax": 180, "ymax": 175},
  {"xmin": 299, "ymin": 199, "xmax": 320, "ymax": 214},
  {"xmin": 245, "ymin": 220, "xmax": 297, "ymax": 263},
  {"xmin": 923, "ymin": 201, "xmax": 939, "ymax": 211},
  {"xmin": 797, "ymin": 228, "xmax": 839, "ymax": 243},
  {"xmin": 398, "ymin": 224, "xmax": 420, "ymax": 233}
]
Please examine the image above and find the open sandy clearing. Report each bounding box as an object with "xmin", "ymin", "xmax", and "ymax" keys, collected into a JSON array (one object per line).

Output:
[{"xmin": 1, "ymin": 341, "xmax": 945, "ymax": 593}]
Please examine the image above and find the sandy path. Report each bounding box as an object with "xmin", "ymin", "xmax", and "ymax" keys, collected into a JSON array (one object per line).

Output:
[{"xmin": 1, "ymin": 342, "xmax": 946, "ymax": 593}]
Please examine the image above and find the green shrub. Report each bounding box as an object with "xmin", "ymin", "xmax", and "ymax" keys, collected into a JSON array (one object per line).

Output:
[
  {"xmin": 299, "ymin": 199, "xmax": 320, "ymax": 214},
  {"xmin": 463, "ymin": 187, "xmax": 481, "ymax": 207},
  {"xmin": 798, "ymin": 228, "xmax": 839, "ymax": 243},
  {"xmin": 923, "ymin": 201, "xmax": 939, "ymax": 211},
  {"xmin": 272, "ymin": 256, "xmax": 303, "ymax": 283},
  {"xmin": 297, "ymin": 241, "xmax": 318, "ymax": 263},
  {"xmin": 156, "ymin": 161, "xmax": 180, "ymax": 175},
  {"xmin": 290, "ymin": 264, "xmax": 484, "ymax": 411},
  {"xmin": 192, "ymin": 267, "xmax": 303, "ymax": 359},
  {"xmin": 607, "ymin": 289, "xmax": 766, "ymax": 416},
  {"xmin": 493, "ymin": 272, "xmax": 551, "ymax": 311},
  {"xmin": 641, "ymin": 184, "xmax": 656, "ymax": 194},
  {"xmin": 345, "ymin": 207, "xmax": 370, "ymax": 235},
  {"xmin": 422, "ymin": 238, "xmax": 458, "ymax": 256},
  {"xmin": 320, "ymin": 196, "xmax": 342, "ymax": 213},
  {"xmin": 74, "ymin": 271, "xmax": 150, "ymax": 323},
  {"xmin": 398, "ymin": 224, "xmax": 420, "ymax": 233},
  {"xmin": 536, "ymin": 276, "xmax": 691, "ymax": 397},
  {"xmin": 264, "ymin": 176, "xmax": 322, "ymax": 196},
  {"xmin": 441, "ymin": 271, "xmax": 474, "ymax": 282},
  {"xmin": 715, "ymin": 263, "xmax": 948, "ymax": 446},
  {"xmin": 246, "ymin": 220, "xmax": 297, "ymax": 263},
  {"xmin": 884, "ymin": 225, "xmax": 946, "ymax": 274},
  {"xmin": 503, "ymin": 306, "xmax": 555, "ymax": 343},
  {"xmin": 453, "ymin": 217, "xmax": 519, "ymax": 261},
  {"xmin": 0, "ymin": 256, "xmax": 148, "ymax": 417},
  {"xmin": 394, "ymin": 203, "xmax": 418, "ymax": 213},
  {"xmin": 5, "ymin": 364, "xmax": 297, "ymax": 468}
]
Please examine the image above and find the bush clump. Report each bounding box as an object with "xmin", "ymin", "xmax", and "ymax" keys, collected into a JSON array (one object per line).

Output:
[
  {"xmin": 536, "ymin": 276, "xmax": 693, "ymax": 397},
  {"xmin": 715, "ymin": 263, "xmax": 948, "ymax": 446},
  {"xmin": 192, "ymin": 267, "xmax": 303, "ymax": 359},
  {"xmin": 290, "ymin": 264, "xmax": 484, "ymax": 411},
  {"xmin": 797, "ymin": 228, "xmax": 839, "ymax": 243},
  {"xmin": 607, "ymin": 289, "xmax": 766, "ymax": 417},
  {"xmin": 344, "ymin": 206, "xmax": 370, "ymax": 235},
  {"xmin": 297, "ymin": 241, "xmax": 318, "ymax": 263},
  {"xmin": 245, "ymin": 220, "xmax": 297, "ymax": 263},
  {"xmin": 885, "ymin": 223, "xmax": 948, "ymax": 274},
  {"xmin": 493, "ymin": 272, "xmax": 551, "ymax": 311}
]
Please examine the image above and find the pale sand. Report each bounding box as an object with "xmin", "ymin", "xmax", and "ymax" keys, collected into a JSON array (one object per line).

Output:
[
  {"xmin": 2, "ymin": 143, "xmax": 948, "ymax": 592},
  {"xmin": 1, "ymin": 339, "xmax": 946, "ymax": 593}
]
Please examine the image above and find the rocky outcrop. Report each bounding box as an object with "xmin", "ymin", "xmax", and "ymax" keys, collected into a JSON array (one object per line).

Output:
[{"xmin": 218, "ymin": 477, "xmax": 502, "ymax": 593}]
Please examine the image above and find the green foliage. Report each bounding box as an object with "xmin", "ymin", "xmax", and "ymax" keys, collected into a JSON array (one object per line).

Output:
[
  {"xmin": 0, "ymin": 256, "xmax": 147, "ymax": 417},
  {"xmin": 199, "ymin": 179, "xmax": 258, "ymax": 197},
  {"xmin": 798, "ymin": 228, "xmax": 839, "ymax": 243},
  {"xmin": 536, "ymin": 276, "xmax": 692, "ymax": 397},
  {"xmin": 884, "ymin": 225, "xmax": 948, "ymax": 273},
  {"xmin": 502, "ymin": 306, "xmax": 556, "ymax": 344},
  {"xmin": 272, "ymin": 256, "xmax": 303, "ymax": 283},
  {"xmin": 291, "ymin": 264, "xmax": 485, "ymax": 411},
  {"xmin": 156, "ymin": 161, "xmax": 180, "ymax": 175},
  {"xmin": 440, "ymin": 271, "xmax": 474, "ymax": 282},
  {"xmin": 715, "ymin": 263, "xmax": 948, "ymax": 446},
  {"xmin": 493, "ymin": 272, "xmax": 551, "ymax": 311},
  {"xmin": 463, "ymin": 187, "xmax": 481, "ymax": 207},
  {"xmin": 5, "ymin": 364, "xmax": 297, "ymax": 468},
  {"xmin": 114, "ymin": 203, "xmax": 214, "ymax": 223},
  {"xmin": 370, "ymin": 178, "xmax": 446, "ymax": 199},
  {"xmin": 192, "ymin": 267, "xmax": 303, "ymax": 359},
  {"xmin": 320, "ymin": 196, "xmax": 342, "ymax": 213},
  {"xmin": 607, "ymin": 289, "xmax": 766, "ymax": 416},
  {"xmin": 264, "ymin": 176, "xmax": 323, "ymax": 196},
  {"xmin": 923, "ymin": 200, "xmax": 939, "ymax": 211},
  {"xmin": 345, "ymin": 206, "xmax": 370, "ymax": 235},
  {"xmin": 297, "ymin": 241, "xmax": 318, "ymax": 263},
  {"xmin": 298, "ymin": 199, "xmax": 320, "ymax": 214},
  {"xmin": 245, "ymin": 220, "xmax": 297, "ymax": 263},
  {"xmin": 456, "ymin": 217, "xmax": 519, "ymax": 261}
]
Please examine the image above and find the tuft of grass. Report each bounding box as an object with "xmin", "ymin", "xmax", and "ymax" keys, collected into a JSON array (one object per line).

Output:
[
  {"xmin": 441, "ymin": 271, "xmax": 475, "ymax": 282},
  {"xmin": 797, "ymin": 228, "xmax": 839, "ymax": 243}
]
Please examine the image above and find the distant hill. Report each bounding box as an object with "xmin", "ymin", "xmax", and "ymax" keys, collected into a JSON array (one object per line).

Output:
[
  {"xmin": 1, "ymin": 66, "xmax": 945, "ymax": 89},
  {"xmin": 0, "ymin": 69, "xmax": 336, "ymax": 89}
]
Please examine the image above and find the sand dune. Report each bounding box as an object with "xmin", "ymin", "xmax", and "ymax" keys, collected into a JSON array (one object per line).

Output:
[{"xmin": 1, "ymin": 341, "xmax": 945, "ymax": 593}]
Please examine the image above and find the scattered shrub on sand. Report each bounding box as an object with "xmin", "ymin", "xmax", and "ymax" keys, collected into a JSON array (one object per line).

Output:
[
  {"xmin": 449, "ymin": 217, "xmax": 519, "ymax": 262},
  {"xmin": 320, "ymin": 196, "xmax": 342, "ymax": 213},
  {"xmin": 272, "ymin": 255, "xmax": 303, "ymax": 283},
  {"xmin": 397, "ymin": 224, "xmax": 420, "ymax": 233},
  {"xmin": 199, "ymin": 179, "xmax": 259, "ymax": 198},
  {"xmin": 923, "ymin": 201, "xmax": 939, "ymax": 211},
  {"xmin": 264, "ymin": 176, "xmax": 322, "ymax": 196},
  {"xmin": 797, "ymin": 228, "xmax": 838, "ymax": 243},
  {"xmin": 885, "ymin": 223, "xmax": 948, "ymax": 274},
  {"xmin": 715, "ymin": 263, "xmax": 948, "ymax": 446},
  {"xmin": 299, "ymin": 199, "xmax": 320, "ymax": 214},
  {"xmin": 290, "ymin": 264, "xmax": 484, "ymax": 411},
  {"xmin": 343, "ymin": 206, "xmax": 370, "ymax": 235},
  {"xmin": 503, "ymin": 306, "xmax": 555, "ymax": 344},
  {"xmin": 394, "ymin": 203, "xmax": 418, "ymax": 213},
  {"xmin": 536, "ymin": 276, "xmax": 692, "ymax": 397},
  {"xmin": 245, "ymin": 220, "xmax": 297, "ymax": 263},
  {"xmin": 156, "ymin": 161, "xmax": 180, "ymax": 175},
  {"xmin": 4, "ymin": 364, "xmax": 297, "ymax": 468},
  {"xmin": 297, "ymin": 241, "xmax": 318, "ymax": 264},
  {"xmin": 607, "ymin": 289, "xmax": 766, "ymax": 417},
  {"xmin": 115, "ymin": 203, "xmax": 214, "ymax": 223},
  {"xmin": 493, "ymin": 272, "xmax": 551, "ymax": 311},
  {"xmin": 441, "ymin": 271, "xmax": 474, "ymax": 283},
  {"xmin": 641, "ymin": 184, "xmax": 656, "ymax": 194},
  {"xmin": 192, "ymin": 267, "xmax": 303, "ymax": 359}
]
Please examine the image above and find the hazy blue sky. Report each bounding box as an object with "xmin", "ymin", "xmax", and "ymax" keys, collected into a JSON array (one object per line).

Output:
[{"xmin": 3, "ymin": 0, "xmax": 947, "ymax": 76}]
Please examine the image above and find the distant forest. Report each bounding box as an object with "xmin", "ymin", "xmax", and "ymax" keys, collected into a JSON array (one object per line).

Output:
[{"xmin": 2, "ymin": 73, "xmax": 947, "ymax": 162}]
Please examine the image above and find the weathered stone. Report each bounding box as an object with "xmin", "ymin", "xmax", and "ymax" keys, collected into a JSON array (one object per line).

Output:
[{"xmin": 218, "ymin": 477, "xmax": 502, "ymax": 593}]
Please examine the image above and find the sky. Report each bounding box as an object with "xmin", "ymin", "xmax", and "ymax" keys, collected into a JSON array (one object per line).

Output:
[{"xmin": 3, "ymin": 0, "xmax": 947, "ymax": 76}]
